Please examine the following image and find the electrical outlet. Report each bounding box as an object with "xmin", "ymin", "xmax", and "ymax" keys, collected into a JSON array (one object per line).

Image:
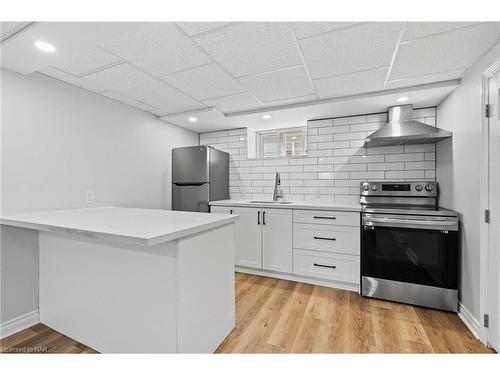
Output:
[{"xmin": 85, "ymin": 190, "xmax": 95, "ymax": 204}]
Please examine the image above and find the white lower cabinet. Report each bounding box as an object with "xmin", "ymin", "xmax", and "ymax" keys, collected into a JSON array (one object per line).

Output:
[
  {"xmin": 210, "ymin": 205, "xmax": 360, "ymax": 291},
  {"xmin": 233, "ymin": 207, "xmax": 262, "ymax": 268},
  {"xmin": 262, "ymin": 209, "xmax": 292, "ymax": 273}
]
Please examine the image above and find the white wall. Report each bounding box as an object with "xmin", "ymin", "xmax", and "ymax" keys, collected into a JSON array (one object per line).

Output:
[
  {"xmin": 0, "ymin": 69, "xmax": 198, "ymax": 323},
  {"xmin": 437, "ymin": 41, "xmax": 500, "ymax": 320},
  {"xmin": 201, "ymin": 108, "xmax": 437, "ymax": 204}
]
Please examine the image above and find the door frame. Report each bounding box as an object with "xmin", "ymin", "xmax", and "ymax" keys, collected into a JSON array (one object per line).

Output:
[{"xmin": 480, "ymin": 61, "xmax": 500, "ymax": 346}]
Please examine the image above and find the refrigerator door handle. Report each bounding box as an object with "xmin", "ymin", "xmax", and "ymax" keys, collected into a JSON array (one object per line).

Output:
[{"xmin": 173, "ymin": 182, "xmax": 207, "ymax": 186}]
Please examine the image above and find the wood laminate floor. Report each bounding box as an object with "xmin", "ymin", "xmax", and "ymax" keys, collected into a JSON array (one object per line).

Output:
[{"xmin": 0, "ymin": 273, "xmax": 493, "ymax": 354}]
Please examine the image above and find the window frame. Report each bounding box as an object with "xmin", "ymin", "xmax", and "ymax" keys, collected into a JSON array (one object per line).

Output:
[{"xmin": 256, "ymin": 126, "xmax": 308, "ymax": 159}]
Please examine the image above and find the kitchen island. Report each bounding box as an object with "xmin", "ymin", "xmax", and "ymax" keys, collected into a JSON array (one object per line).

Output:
[{"xmin": 0, "ymin": 207, "xmax": 238, "ymax": 353}]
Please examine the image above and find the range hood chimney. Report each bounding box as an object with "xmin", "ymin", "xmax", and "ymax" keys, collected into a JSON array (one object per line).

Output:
[{"xmin": 364, "ymin": 104, "xmax": 452, "ymax": 147}]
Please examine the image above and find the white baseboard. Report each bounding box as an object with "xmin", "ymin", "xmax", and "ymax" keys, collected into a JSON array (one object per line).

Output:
[
  {"xmin": 0, "ymin": 310, "xmax": 40, "ymax": 339},
  {"xmin": 458, "ymin": 302, "xmax": 480, "ymax": 339}
]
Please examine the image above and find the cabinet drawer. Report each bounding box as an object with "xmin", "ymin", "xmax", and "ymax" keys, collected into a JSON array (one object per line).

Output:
[
  {"xmin": 293, "ymin": 249, "xmax": 359, "ymax": 284},
  {"xmin": 293, "ymin": 209, "xmax": 359, "ymax": 226},
  {"xmin": 293, "ymin": 223, "xmax": 360, "ymax": 255}
]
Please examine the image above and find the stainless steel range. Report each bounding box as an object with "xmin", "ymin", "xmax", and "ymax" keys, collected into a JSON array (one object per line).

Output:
[{"xmin": 360, "ymin": 181, "xmax": 459, "ymax": 312}]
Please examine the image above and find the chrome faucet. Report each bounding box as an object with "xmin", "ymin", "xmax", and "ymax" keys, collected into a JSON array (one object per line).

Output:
[{"xmin": 273, "ymin": 172, "xmax": 283, "ymax": 202}]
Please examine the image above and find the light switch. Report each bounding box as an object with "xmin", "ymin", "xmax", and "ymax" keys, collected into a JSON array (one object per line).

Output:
[{"xmin": 85, "ymin": 191, "xmax": 95, "ymax": 204}]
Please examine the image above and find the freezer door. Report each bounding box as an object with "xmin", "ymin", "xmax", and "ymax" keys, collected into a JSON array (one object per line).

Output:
[
  {"xmin": 172, "ymin": 146, "xmax": 209, "ymax": 183},
  {"xmin": 172, "ymin": 183, "xmax": 210, "ymax": 212}
]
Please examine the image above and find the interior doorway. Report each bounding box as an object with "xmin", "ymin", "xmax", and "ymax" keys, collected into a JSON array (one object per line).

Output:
[{"xmin": 486, "ymin": 65, "xmax": 500, "ymax": 351}]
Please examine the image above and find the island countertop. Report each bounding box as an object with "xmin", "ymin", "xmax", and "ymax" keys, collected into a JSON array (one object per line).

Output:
[{"xmin": 0, "ymin": 206, "xmax": 238, "ymax": 246}]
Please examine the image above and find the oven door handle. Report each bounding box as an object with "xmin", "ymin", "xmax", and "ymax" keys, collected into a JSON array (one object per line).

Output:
[{"xmin": 364, "ymin": 217, "xmax": 458, "ymax": 231}]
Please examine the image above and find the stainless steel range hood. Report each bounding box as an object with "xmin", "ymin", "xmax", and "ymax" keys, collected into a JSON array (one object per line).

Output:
[{"xmin": 364, "ymin": 104, "xmax": 452, "ymax": 147}]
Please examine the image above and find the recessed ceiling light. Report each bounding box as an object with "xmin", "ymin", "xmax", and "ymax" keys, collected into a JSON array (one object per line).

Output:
[
  {"xmin": 262, "ymin": 114, "xmax": 271, "ymax": 119},
  {"xmin": 397, "ymin": 96, "xmax": 409, "ymax": 103},
  {"xmin": 188, "ymin": 116, "xmax": 197, "ymax": 123},
  {"xmin": 34, "ymin": 40, "xmax": 56, "ymax": 53}
]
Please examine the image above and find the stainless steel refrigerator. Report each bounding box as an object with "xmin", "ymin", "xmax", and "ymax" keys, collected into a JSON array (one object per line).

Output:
[{"xmin": 172, "ymin": 146, "xmax": 229, "ymax": 212}]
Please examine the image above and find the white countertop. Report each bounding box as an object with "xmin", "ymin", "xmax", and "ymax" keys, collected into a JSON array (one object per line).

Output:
[
  {"xmin": 209, "ymin": 199, "xmax": 361, "ymax": 212},
  {"xmin": 0, "ymin": 207, "xmax": 238, "ymax": 246}
]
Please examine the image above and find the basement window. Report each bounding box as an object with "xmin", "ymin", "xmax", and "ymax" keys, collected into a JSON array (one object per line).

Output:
[{"xmin": 256, "ymin": 127, "xmax": 307, "ymax": 158}]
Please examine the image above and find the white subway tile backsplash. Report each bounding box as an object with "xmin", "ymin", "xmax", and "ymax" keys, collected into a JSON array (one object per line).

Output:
[
  {"xmin": 405, "ymin": 161, "xmax": 435, "ymax": 170},
  {"xmin": 425, "ymin": 152, "xmax": 436, "ymax": 161},
  {"xmin": 334, "ymin": 132, "xmax": 366, "ymax": 141},
  {"xmin": 201, "ymin": 108, "xmax": 437, "ymax": 200},
  {"xmin": 368, "ymin": 162, "xmax": 405, "ymax": 171},
  {"xmin": 349, "ymin": 171, "xmax": 385, "ymax": 179},
  {"xmin": 385, "ymin": 153, "xmax": 424, "ymax": 162},
  {"xmin": 334, "ymin": 163, "xmax": 367, "ymax": 172},
  {"xmin": 425, "ymin": 170, "xmax": 436, "ymax": 179},
  {"xmin": 367, "ymin": 145, "xmax": 404, "ymax": 155},
  {"xmin": 318, "ymin": 125, "xmax": 349, "ymax": 134},
  {"xmin": 318, "ymin": 171, "xmax": 350, "ymax": 180},
  {"xmin": 251, "ymin": 166, "xmax": 277, "ymax": 173},
  {"xmin": 308, "ymin": 134, "xmax": 334, "ymax": 142},
  {"xmin": 350, "ymin": 122, "xmax": 384, "ymax": 132},
  {"xmin": 303, "ymin": 164, "xmax": 334, "ymax": 172},
  {"xmin": 350, "ymin": 154, "xmax": 384, "ymax": 163},
  {"xmin": 308, "ymin": 149, "xmax": 334, "ymax": 157},
  {"xmin": 334, "ymin": 115, "xmax": 366, "ymax": 126},
  {"xmin": 404, "ymin": 144, "xmax": 435, "ymax": 153},
  {"xmin": 385, "ymin": 170, "xmax": 425, "ymax": 179},
  {"xmin": 307, "ymin": 119, "xmax": 333, "ymax": 128}
]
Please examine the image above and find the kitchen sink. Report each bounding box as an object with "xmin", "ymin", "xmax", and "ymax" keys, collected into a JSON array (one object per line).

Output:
[{"xmin": 248, "ymin": 200, "xmax": 293, "ymax": 204}]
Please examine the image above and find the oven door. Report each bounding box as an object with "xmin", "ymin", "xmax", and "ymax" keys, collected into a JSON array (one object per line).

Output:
[{"xmin": 361, "ymin": 213, "xmax": 458, "ymax": 290}]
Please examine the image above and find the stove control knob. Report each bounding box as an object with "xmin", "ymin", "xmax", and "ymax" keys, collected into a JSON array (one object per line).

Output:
[
  {"xmin": 362, "ymin": 183, "xmax": 370, "ymax": 191},
  {"xmin": 415, "ymin": 184, "xmax": 423, "ymax": 192},
  {"xmin": 425, "ymin": 184, "xmax": 434, "ymax": 192},
  {"xmin": 370, "ymin": 184, "xmax": 378, "ymax": 191}
]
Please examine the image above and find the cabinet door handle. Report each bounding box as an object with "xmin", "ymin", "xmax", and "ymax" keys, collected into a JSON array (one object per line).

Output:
[
  {"xmin": 313, "ymin": 263, "xmax": 336, "ymax": 269},
  {"xmin": 257, "ymin": 211, "xmax": 261, "ymax": 225},
  {"xmin": 313, "ymin": 216, "xmax": 336, "ymax": 220},
  {"xmin": 263, "ymin": 211, "xmax": 266, "ymax": 225},
  {"xmin": 313, "ymin": 236, "xmax": 336, "ymax": 241}
]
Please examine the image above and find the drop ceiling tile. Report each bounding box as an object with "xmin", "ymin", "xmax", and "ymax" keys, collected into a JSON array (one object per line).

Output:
[
  {"xmin": 176, "ymin": 22, "xmax": 230, "ymax": 36},
  {"xmin": 262, "ymin": 94, "xmax": 317, "ymax": 107},
  {"xmin": 390, "ymin": 23, "xmax": 500, "ymax": 81},
  {"xmin": 299, "ymin": 22, "xmax": 403, "ymax": 79},
  {"xmin": 203, "ymin": 92, "xmax": 263, "ymax": 114},
  {"xmin": 314, "ymin": 67, "xmax": 388, "ymax": 99},
  {"xmin": 82, "ymin": 63, "xmax": 205, "ymax": 113},
  {"xmin": 0, "ymin": 21, "xmax": 30, "ymax": 41},
  {"xmin": 195, "ymin": 22, "xmax": 302, "ymax": 77},
  {"xmin": 385, "ymin": 69, "xmax": 464, "ymax": 89},
  {"xmin": 38, "ymin": 66, "xmax": 107, "ymax": 93},
  {"xmin": 292, "ymin": 22, "xmax": 360, "ymax": 39},
  {"xmin": 51, "ymin": 47, "xmax": 121, "ymax": 76},
  {"xmin": 402, "ymin": 22, "xmax": 480, "ymax": 41},
  {"xmin": 162, "ymin": 63, "xmax": 244, "ymax": 100},
  {"xmin": 239, "ymin": 65, "xmax": 315, "ymax": 102},
  {"xmin": 101, "ymin": 23, "xmax": 211, "ymax": 77},
  {"xmin": 101, "ymin": 91, "xmax": 156, "ymax": 112}
]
